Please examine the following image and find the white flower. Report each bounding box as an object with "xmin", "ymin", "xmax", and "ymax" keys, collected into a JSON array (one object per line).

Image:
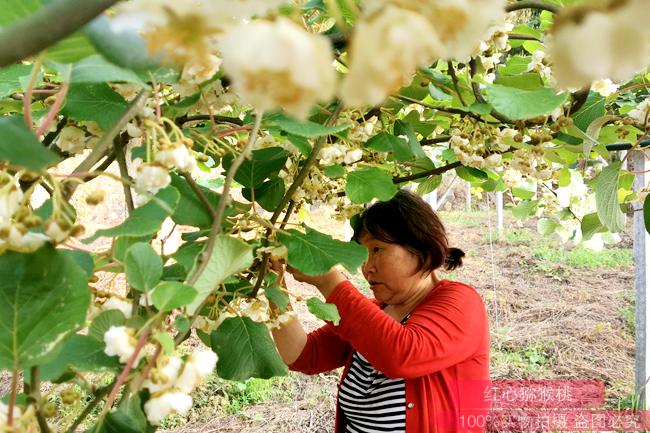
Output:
[
  {"xmin": 365, "ymin": 0, "xmax": 504, "ymax": 60},
  {"xmin": 181, "ymin": 54, "xmax": 222, "ymax": 86},
  {"xmin": 484, "ymin": 73, "xmax": 496, "ymax": 84},
  {"xmin": 527, "ymin": 50, "xmax": 546, "ymax": 73},
  {"xmin": 58, "ymin": 126, "xmax": 87, "ymax": 154},
  {"xmin": 343, "ymin": 149, "xmax": 363, "ymax": 165},
  {"xmin": 485, "ymin": 153, "xmax": 502, "ymax": 167},
  {"xmin": 240, "ymin": 298, "xmax": 270, "ymax": 323},
  {"xmin": 550, "ymin": 107, "xmax": 564, "ymax": 122},
  {"xmin": 320, "ymin": 144, "xmax": 346, "ymax": 166},
  {"xmin": 126, "ymin": 122, "xmax": 143, "ymax": 138},
  {"xmin": 112, "ymin": 0, "xmax": 284, "ymax": 66},
  {"xmin": 341, "ymin": 5, "xmax": 441, "ymax": 107},
  {"xmin": 175, "ymin": 350, "xmax": 217, "ymax": 393},
  {"xmin": 0, "ymin": 176, "xmax": 22, "ymax": 224},
  {"xmin": 548, "ymin": 0, "xmax": 650, "ymax": 89},
  {"xmin": 144, "ymin": 391, "xmax": 192, "ymax": 425},
  {"xmin": 8, "ymin": 229, "xmax": 49, "ymax": 253},
  {"xmin": 104, "ymin": 326, "xmax": 139, "ymax": 363},
  {"xmin": 155, "ymin": 144, "xmax": 197, "ymax": 172},
  {"xmin": 0, "ymin": 401, "xmax": 21, "ymax": 425},
  {"xmin": 629, "ymin": 98, "xmax": 650, "ymax": 125},
  {"xmin": 591, "ymin": 78, "xmax": 618, "ymax": 97},
  {"xmin": 220, "ymin": 18, "xmax": 336, "ymax": 118},
  {"xmin": 103, "ymin": 297, "xmax": 134, "ymax": 319},
  {"xmin": 481, "ymin": 53, "xmax": 501, "ymax": 70},
  {"xmin": 135, "ymin": 163, "xmax": 171, "ymax": 195},
  {"xmin": 44, "ymin": 220, "xmax": 69, "ymax": 244},
  {"xmin": 142, "ymin": 356, "xmax": 183, "ymax": 393}
]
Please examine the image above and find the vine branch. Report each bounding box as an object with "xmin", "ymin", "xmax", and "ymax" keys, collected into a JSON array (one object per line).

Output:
[
  {"xmin": 505, "ymin": 0, "xmax": 560, "ymax": 14},
  {"xmin": 392, "ymin": 161, "xmax": 462, "ymax": 183},
  {"xmin": 182, "ymin": 171, "xmax": 217, "ymax": 219},
  {"xmin": 468, "ymin": 58, "xmax": 512, "ymax": 124},
  {"xmin": 447, "ymin": 61, "xmax": 467, "ymax": 107},
  {"xmin": 0, "ymin": 0, "xmax": 119, "ymax": 67},
  {"xmin": 114, "ymin": 134, "xmax": 134, "ymax": 213}
]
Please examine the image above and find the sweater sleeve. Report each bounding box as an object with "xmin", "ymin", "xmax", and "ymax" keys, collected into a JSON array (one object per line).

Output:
[
  {"xmin": 288, "ymin": 322, "xmax": 352, "ymax": 375},
  {"xmin": 325, "ymin": 280, "xmax": 487, "ymax": 379}
]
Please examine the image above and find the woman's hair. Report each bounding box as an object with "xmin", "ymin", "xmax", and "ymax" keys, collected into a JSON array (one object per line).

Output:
[{"xmin": 352, "ymin": 189, "xmax": 464, "ymax": 272}]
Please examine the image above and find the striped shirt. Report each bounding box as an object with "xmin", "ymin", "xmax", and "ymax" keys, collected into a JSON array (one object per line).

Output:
[{"xmin": 338, "ymin": 351, "xmax": 407, "ymax": 433}]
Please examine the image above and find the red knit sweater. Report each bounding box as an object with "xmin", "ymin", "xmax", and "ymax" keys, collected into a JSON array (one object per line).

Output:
[{"xmin": 289, "ymin": 279, "xmax": 491, "ymax": 433}]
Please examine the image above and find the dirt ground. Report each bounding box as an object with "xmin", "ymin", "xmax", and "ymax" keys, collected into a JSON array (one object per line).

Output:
[{"xmin": 164, "ymin": 202, "xmax": 636, "ymax": 433}]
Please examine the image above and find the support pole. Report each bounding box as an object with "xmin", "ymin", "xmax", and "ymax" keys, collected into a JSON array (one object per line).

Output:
[
  {"xmin": 632, "ymin": 151, "xmax": 650, "ymax": 408},
  {"xmin": 466, "ymin": 182, "xmax": 472, "ymax": 211},
  {"xmin": 496, "ymin": 191, "xmax": 504, "ymax": 232}
]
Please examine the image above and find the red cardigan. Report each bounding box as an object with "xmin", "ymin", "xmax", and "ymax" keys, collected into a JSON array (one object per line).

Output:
[{"xmin": 289, "ymin": 279, "xmax": 491, "ymax": 433}]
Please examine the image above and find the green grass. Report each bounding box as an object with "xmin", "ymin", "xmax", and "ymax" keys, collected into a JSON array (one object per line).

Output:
[
  {"xmin": 439, "ymin": 210, "xmax": 492, "ymax": 228},
  {"xmin": 533, "ymin": 245, "xmax": 633, "ymax": 269},
  {"xmin": 491, "ymin": 342, "xmax": 550, "ymax": 373}
]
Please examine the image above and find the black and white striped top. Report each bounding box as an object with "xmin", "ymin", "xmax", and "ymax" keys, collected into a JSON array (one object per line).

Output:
[{"xmin": 338, "ymin": 351, "xmax": 407, "ymax": 433}]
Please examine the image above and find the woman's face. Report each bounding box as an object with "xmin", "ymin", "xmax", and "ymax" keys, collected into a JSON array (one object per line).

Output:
[{"xmin": 359, "ymin": 232, "xmax": 431, "ymax": 305}]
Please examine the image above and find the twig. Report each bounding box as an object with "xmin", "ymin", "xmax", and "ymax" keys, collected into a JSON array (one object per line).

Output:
[
  {"xmin": 23, "ymin": 55, "xmax": 44, "ymax": 129},
  {"xmin": 508, "ymin": 33, "xmax": 542, "ymax": 41},
  {"xmin": 251, "ymin": 103, "xmax": 344, "ymax": 298},
  {"xmin": 66, "ymin": 381, "xmax": 115, "ymax": 433},
  {"xmin": 68, "ymin": 89, "xmax": 149, "ymax": 195},
  {"xmin": 391, "ymin": 94, "xmax": 483, "ymax": 121},
  {"xmin": 421, "ymin": 136, "xmax": 451, "ymax": 146},
  {"xmin": 28, "ymin": 367, "xmax": 52, "ymax": 433},
  {"xmin": 133, "ymin": 343, "xmax": 162, "ymax": 391},
  {"xmin": 468, "ymin": 59, "xmax": 512, "ymax": 124},
  {"xmin": 7, "ymin": 369, "xmax": 18, "ymax": 426},
  {"xmin": 447, "ymin": 61, "xmax": 467, "ymax": 106},
  {"xmin": 179, "ymin": 114, "xmax": 244, "ymax": 127},
  {"xmin": 36, "ymin": 65, "xmax": 71, "ymax": 137},
  {"xmin": 0, "ymin": 0, "xmax": 120, "ymax": 67},
  {"xmin": 505, "ymin": 0, "xmax": 560, "ymax": 14},
  {"xmin": 392, "ymin": 161, "xmax": 462, "ymax": 183},
  {"xmin": 182, "ymin": 171, "xmax": 217, "ymax": 218},
  {"xmin": 101, "ymin": 328, "xmax": 151, "ymax": 417},
  {"xmin": 114, "ymin": 134, "xmax": 134, "ymax": 213},
  {"xmin": 186, "ymin": 112, "xmax": 263, "ymax": 287}
]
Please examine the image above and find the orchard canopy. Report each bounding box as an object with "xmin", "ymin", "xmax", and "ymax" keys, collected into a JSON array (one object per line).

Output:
[{"xmin": 0, "ymin": 0, "xmax": 649, "ymax": 431}]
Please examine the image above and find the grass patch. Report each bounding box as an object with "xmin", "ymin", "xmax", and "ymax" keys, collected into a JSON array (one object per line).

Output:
[
  {"xmin": 533, "ymin": 245, "xmax": 633, "ymax": 269},
  {"xmin": 491, "ymin": 342, "xmax": 550, "ymax": 373},
  {"xmin": 439, "ymin": 210, "xmax": 492, "ymax": 228}
]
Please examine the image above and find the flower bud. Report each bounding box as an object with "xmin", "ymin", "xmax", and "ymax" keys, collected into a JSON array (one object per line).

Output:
[{"xmin": 85, "ymin": 190, "xmax": 106, "ymax": 206}]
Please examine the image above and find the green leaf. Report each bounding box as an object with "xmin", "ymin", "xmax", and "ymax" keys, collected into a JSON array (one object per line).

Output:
[
  {"xmin": 0, "ymin": 64, "xmax": 32, "ymax": 97},
  {"xmin": 69, "ymin": 55, "xmax": 146, "ymax": 85},
  {"xmin": 0, "ymin": 245, "xmax": 90, "ymax": 370},
  {"xmin": 62, "ymin": 83, "xmax": 128, "ymax": 131},
  {"xmin": 39, "ymin": 335, "xmax": 120, "ymax": 382},
  {"xmin": 455, "ymin": 166, "xmax": 488, "ymax": 182},
  {"xmin": 512, "ymin": 181, "xmax": 537, "ymax": 200},
  {"xmin": 242, "ymin": 177, "xmax": 285, "ymax": 212},
  {"xmin": 223, "ymin": 147, "xmax": 289, "ymax": 188},
  {"xmin": 512, "ymin": 200, "xmax": 537, "ymax": 220},
  {"xmin": 416, "ymin": 175, "xmax": 442, "ymax": 195},
  {"xmin": 113, "ymin": 236, "xmax": 150, "ymax": 263},
  {"xmin": 267, "ymin": 113, "xmax": 351, "ymax": 138},
  {"xmin": 211, "ymin": 317, "xmax": 287, "ymax": 381},
  {"xmin": 306, "ymin": 297, "xmax": 340, "ymax": 325},
  {"xmin": 572, "ymin": 92, "xmax": 606, "ymax": 131},
  {"xmin": 46, "ymin": 32, "xmax": 96, "ymax": 63},
  {"xmin": 581, "ymin": 213, "xmax": 608, "ymax": 241},
  {"xmin": 493, "ymin": 73, "xmax": 543, "ymax": 90},
  {"xmin": 84, "ymin": 187, "xmax": 180, "ymax": 243},
  {"xmin": 345, "ymin": 167, "xmax": 398, "ymax": 204},
  {"xmin": 124, "ymin": 243, "xmax": 162, "ymax": 292},
  {"xmin": 151, "ymin": 282, "xmax": 198, "ymax": 312},
  {"xmin": 88, "ymin": 310, "xmax": 126, "ymax": 341},
  {"xmin": 428, "ymin": 83, "xmax": 452, "ymax": 101},
  {"xmin": 324, "ymin": 164, "xmax": 345, "ymax": 179},
  {"xmin": 595, "ymin": 161, "xmax": 625, "ymax": 233},
  {"xmin": 99, "ymin": 393, "xmax": 149, "ymax": 433},
  {"xmin": 285, "ymin": 133, "xmax": 311, "ymax": 155},
  {"xmin": 0, "ymin": 115, "xmax": 59, "ymax": 170},
  {"xmin": 264, "ymin": 287, "xmax": 289, "ymax": 312},
  {"xmin": 84, "ymin": 15, "xmax": 161, "ymax": 71},
  {"xmin": 537, "ymin": 218, "xmax": 559, "ymax": 236},
  {"xmin": 155, "ymin": 332, "xmax": 175, "ymax": 355},
  {"xmin": 186, "ymin": 235, "xmax": 254, "ymax": 314},
  {"xmin": 278, "ymin": 227, "xmax": 368, "ymax": 276},
  {"xmin": 485, "ymin": 84, "xmax": 567, "ymax": 120},
  {"xmin": 162, "ymin": 93, "xmax": 200, "ymax": 118},
  {"xmin": 365, "ymin": 132, "xmax": 398, "ymax": 152},
  {"xmin": 393, "ymin": 120, "xmax": 426, "ymax": 160},
  {"xmin": 0, "ymin": 0, "xmax": 41, "ymax": 27},
  {"xmin": 169, "ymin": 174, "xmax": 235, "ymax": 229}
]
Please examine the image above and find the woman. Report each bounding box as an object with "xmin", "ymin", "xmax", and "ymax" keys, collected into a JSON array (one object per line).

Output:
[{"xmin": 272, "ymin": 189, "xmax": 490, "ymax": 433}]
